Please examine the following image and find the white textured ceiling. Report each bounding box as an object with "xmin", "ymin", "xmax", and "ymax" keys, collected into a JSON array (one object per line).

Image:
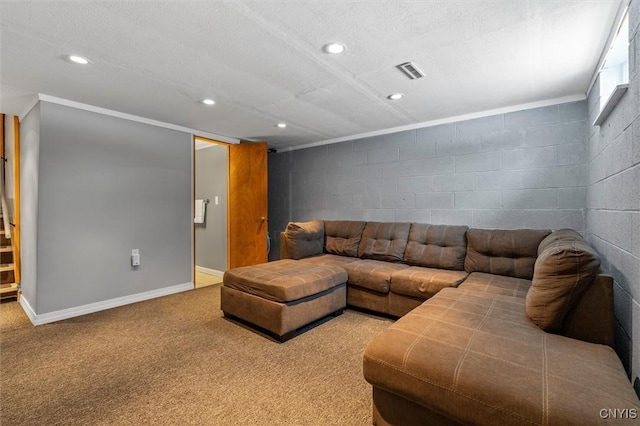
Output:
[{"xmin": 0, "ymin": 1, "xmax": 623, "ymax": 150}]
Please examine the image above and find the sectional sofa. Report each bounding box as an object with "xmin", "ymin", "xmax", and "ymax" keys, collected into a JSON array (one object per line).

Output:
[{"xmin": 278, "ymin": 220, "xmax": 640, "ymax": 425}]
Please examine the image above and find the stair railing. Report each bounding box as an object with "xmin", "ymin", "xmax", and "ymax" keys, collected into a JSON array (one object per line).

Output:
[{"xmin": 0, "ymin": 158, "xmax": 12, "ymax": 240}]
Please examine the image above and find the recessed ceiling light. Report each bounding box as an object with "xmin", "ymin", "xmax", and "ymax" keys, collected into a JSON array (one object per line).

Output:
[
  {"xmin": 322, "ymin": 43, "xmax": 346, "ymax": 54},
  {"xmin": 67, "ymin": 55, "xmax": 89, "ymax": 65},
  {"xmin": 387, "ymin": 93, "xmax": 405, "ymax": 100},
  {"xmin": 201, "ymin": 99, "xmax": 215, "ymax": 106},
  {"xmin": 276, "ymin": 123, "xmax": 287, "ymax": 128}
]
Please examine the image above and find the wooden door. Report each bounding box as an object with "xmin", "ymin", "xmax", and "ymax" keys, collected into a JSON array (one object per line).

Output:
[{"xmin": 228, "ymin": 142, "xmax": 268, "ymax": 268}]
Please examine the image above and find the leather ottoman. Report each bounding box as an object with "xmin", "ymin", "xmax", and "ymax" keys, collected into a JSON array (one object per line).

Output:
[{"xmin": 221, "ymin": 259, "xmax": 347, "ymax": 342}]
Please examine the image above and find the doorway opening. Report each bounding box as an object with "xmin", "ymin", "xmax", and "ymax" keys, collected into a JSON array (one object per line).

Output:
[{"xmin": 194, "ymin": 136, "xmax": 229, "ymax": 289}]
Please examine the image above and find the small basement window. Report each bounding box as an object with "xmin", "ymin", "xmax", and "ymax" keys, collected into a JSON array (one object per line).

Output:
[{"xmin": 594, "ymin": 9, "xmax": 629, "ymax": 126}]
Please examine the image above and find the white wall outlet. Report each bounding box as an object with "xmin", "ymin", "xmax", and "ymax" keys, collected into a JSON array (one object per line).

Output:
[
  {"xmin": 214, "ymin": 196, "xmax": 219, "ymax": 205},
  {"xmin": 131, "ymin": 249, "xmax": 140, "ymax": 267}
]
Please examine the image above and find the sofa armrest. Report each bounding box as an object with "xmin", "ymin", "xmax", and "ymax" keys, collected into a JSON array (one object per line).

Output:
[
  {"xmin": 562, "ymin": 274, "xmax": 614, "ymax": 348},
  {"xmin": 280, "ymin": 232, "xmax": 292, "ymax": 259},
  {"xmin": 279, "ymin": 220, "xmax": 324, "ymax": 260}
]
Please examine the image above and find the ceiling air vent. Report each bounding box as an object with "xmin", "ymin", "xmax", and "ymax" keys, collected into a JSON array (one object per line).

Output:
[{"xmin": 396, "ymin": 62, "xmax": 425, "ymax": 79}]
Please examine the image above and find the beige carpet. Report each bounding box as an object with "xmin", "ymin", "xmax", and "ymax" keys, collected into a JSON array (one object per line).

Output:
[{"xmin": 0, "ymin": 285, "xmax": 393, "ymax": 425}]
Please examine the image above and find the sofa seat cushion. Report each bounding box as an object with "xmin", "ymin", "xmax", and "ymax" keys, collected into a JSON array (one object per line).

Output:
[
  {"xmin": 342, "ymin": 259, "xmax": 410, "ymax": 294},
  {"xmin": 298, "ymin": 254, "xmax": 362, "ymax": 268},
  {"xmin": 390, "ymin": 267, "xmax": 468, "ymax": 300},
  {"xmin": 223, "ymin": 259, "xmax": 347, "ymax": 303},
  {"xmin": 465, "ymin": 228, "xmax": 551, "ymax": 279},
  {"xmin": 363, "ymin": 288, "xmax": 640, "ymax": 425},
  {"xmin": 358, "ymin": 222, "xmax": 411, "ymax": 262},
  {"xmin": 458, "ymin": 272, "xmax": 532, "ymax": 298},
  {"xmin": 324, "ymin": 220, "xmax": 366, "ymax": 257},
  {"xmin": 404, "ymin": 224, "xmax": 468, "ymax": 270}
]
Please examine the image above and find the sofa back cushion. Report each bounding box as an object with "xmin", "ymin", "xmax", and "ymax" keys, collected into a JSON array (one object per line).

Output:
[
  {"xmin": 526, "ymin": 230, "xmax": 600, "ymax": 331},
  {"xmin": 464, "ymin": 228, "xmax": 551, "ymax": 279},
  {"xmin": 358, "ymin": 222, "xmax": 411, "ymax": 262},
  {"xmin": 404, "ymin": 224, "xmax": 468, "ymax": 270},
  {"xmin": 324, "ymin": 220, "xmax": 366, "ymax": 257},
  {"xmin": 283, "ymin": 220, "xmax": 325, "ymax": 260}
]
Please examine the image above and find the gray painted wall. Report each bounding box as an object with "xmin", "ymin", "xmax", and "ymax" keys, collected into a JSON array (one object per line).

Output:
[
  {"xmin": 19, "ymin": 103, "xmax": 40, "ymax": 309},
  {"xmin": 269, "ymin": 100, "xmax": 588, "ymax": 260},
  {"xmin": 31, "ymin": 101, "xmax": 192, "ymax": 314},
  {"xmin": 586, "ymin": 0, "xmax": 640, "ymax": 385},
  {"xmin": 195, "ymin": 144, "xmax": 228, "ymax": 272}
]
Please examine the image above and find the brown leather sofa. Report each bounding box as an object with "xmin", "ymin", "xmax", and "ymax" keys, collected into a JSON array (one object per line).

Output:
[
  {"xmin": 283, "ymin": 221, "xmax": 474, "ymax": 317},
  {"xmin": 280, "ymin": 220, "xmax": 640, "ymax": 425}
]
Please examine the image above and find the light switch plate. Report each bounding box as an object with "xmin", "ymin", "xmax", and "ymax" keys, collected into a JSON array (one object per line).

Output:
[{"xmin": 131, "ymin": 249, "xmax": 140, "ymax": 267}]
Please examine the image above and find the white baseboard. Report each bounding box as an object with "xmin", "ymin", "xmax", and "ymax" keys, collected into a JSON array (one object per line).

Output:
[
  {"xmin": 195, "ymin": 266, "xmax": 224, "ymax": 277},
  {"xmin": 19, "ymin": 295, "xmax": 38, "ymax": 325},
  {"xmin": 19, "ymin": 282, "xmax": 193, "ymax": 326}
]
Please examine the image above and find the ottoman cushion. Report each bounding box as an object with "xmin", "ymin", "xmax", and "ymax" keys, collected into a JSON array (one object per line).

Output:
[{"xmin": 223, "ymin": 259, "xmax": 347, "ymax": 303}]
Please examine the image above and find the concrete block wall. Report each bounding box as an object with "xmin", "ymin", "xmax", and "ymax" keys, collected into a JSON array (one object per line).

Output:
[
  {"xmin": 268, "ymin": 99, "xmax": 588, "ymax": 261},
  {"xmin": 267, "ymin": 0, "xmax": 640, "ymax": 394},
  {"xmin": 586, "ymin": 0, "xmax": 640, "ymax": 386}
]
